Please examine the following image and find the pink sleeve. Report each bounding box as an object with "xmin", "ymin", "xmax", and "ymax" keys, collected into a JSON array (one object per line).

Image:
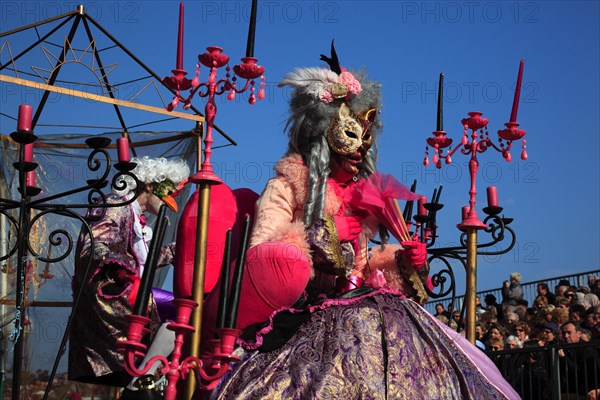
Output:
[
  {"xmin": 249, "ymin": 178, "xmax": 298, "ymax": 248},
  {"xmin": 352, "ymin": 234, "xmax": 370, "ymax": 277}
]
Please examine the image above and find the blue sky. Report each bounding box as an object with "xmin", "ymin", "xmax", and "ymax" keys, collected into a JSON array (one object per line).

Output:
[{"xmin": 1, "ymin": 0, "xmax": 599, "ymax": 296}]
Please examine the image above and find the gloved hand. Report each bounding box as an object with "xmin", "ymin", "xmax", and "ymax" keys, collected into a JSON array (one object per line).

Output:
[
  {"xmin": 333, "ymin": 213, "xmax": 362, "ymax": 243},
  {"xmin": 398, "ymin": 240, "xmax": 427, "ymax": 269}
]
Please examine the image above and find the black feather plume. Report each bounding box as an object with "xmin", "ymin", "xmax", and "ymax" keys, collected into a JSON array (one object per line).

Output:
[{"xmin": 319, "ymin": 39, "xmax": 342, "ymax": 75}]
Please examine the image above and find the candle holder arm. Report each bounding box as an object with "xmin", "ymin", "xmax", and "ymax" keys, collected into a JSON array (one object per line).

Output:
[
  {"xmin": 27, "ymin": 148, "xmax": 112, "ymax": 206},
  {"xmin": 25, "ymin": 209, "xmax": 77, "ymax": 263},
  {"xmin": 428, "ymin": 215, "xmax": 515, "ymax": 257},
  {"xmin": 121, "ymin": 351, "xmax": 171, "ymax": 378},
  {"xmin": 226, "ymin": 79, "xmax": 253, "ymax": 95},
  {"xmin": 191, "ymin": 78, "xmax": 232, "ymax": 99},
  {"xmin": 0, "ymin": 198, "xmax": 19, "ymax": 208},
  {"xmin": 482, "ymin": 137, "xmax": 514, "ymax": 155},
  {"xmin": 445, "ymin": 144, "xmax": 464, "ymax": 159},
  {"xmin": 422, "ymin": 204, "xmax": 444, "ymax": 248},
  {"xmin": 118, "ymin": 319, "xmax": 242, "ymax": 399},
  {"xmin": 28, "ymin": 152, "xmax": 141, "ymax": 211},
  {"xmin": 0, "ymin": 210, "xmax": 20, "ymax": 262},
  {"xmin": 424, "ymin": 252, "xmax": 462, "ymax": 302},
  {"xmin": 180, "ymin": 355, "xmax": 236, "ymax": 390},
  {"xmin": 215, "ymin": 78, "xmax": 234, "ymax": 95},
  {"xmin": 473, "ymin": 215, "xmax": 517, "ymax": 255},
  {"xmin": 459, "ymin": 144, "xmax": 473, "ymax": 156}
]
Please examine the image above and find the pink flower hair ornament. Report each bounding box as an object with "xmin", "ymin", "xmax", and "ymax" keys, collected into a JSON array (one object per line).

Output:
[
  {"xmin": 279, "ymin": 41, "xmax": 363, "ymax": 105},
  {"xmin": 319, "ymin": 71, "xmax": 362, "ymax": 103}
]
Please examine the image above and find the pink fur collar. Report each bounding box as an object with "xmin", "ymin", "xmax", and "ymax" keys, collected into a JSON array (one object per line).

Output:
[{"xmin": 274, "ymin": 153, "xmax": 342, "ymax": 216}]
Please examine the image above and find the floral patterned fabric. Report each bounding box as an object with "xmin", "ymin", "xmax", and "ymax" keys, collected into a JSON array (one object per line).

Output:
[
  {"xmin": 306, "ymin": 216, "xmax": 354, "ymax": 276},
  {"xmin": 68, "ymin": 194, "xmax": 174, "ymax": 385},
  {"xmin": 212, "ymin": 292, "xmax": 519, "ymax": 399},
  {"xmin": 205, "ymin": 154, "xmax": 519, "ymax": 399}
]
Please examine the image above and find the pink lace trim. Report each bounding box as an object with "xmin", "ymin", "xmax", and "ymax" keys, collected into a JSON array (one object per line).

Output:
[{"xmin": 238, "ymin": 288, "xmax": 406, "ymax": 350}]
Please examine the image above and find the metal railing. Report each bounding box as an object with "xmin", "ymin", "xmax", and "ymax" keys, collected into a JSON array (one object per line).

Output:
[
  {"xmin": 424, "ymin": 269, "xmax": 600, "ymax": 315},
  {"xmin": 487, "ymin": 340, "xmax": 600, "ymax": 400}
]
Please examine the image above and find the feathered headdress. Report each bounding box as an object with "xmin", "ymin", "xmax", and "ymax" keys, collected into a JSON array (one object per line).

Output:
[
  {"xmin": 277, "ymin": 41, "xmax": 383, "ymax": 225},
  {"xmin": 279, "ymin": 41, "xmax": 362, "ymax": 104}
]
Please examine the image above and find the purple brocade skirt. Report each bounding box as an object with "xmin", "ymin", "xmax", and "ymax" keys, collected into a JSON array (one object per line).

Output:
[{"xmin": 212, "ymin": 292, "xmax": 520, "ymax": 400}]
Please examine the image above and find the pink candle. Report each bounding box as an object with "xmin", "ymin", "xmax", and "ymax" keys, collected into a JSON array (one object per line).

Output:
[
  {"xmin": 176, "ymin": 1, "xmax": 184, "ymax": 70},
  {"xmin": 418, "ymin": 196, "xmax": 427, "ymax": 216},
  {"xmin": 17, "ymin": 104, "xmax": 33, "ymax": 132},
  {"xmin": 26, "ymin": 171, "xmax": 35, "ymax": 187},
  {"xmin": 510, "ymin": 59, "xmax": 524, "ymax": 122},
  {"xmin": 23, "ymin": 143, "xmax": 33, "ymax": 162},
  {"xmin": 462, "ymin": 206, "xmax": 469, "ymax": 221},
  {"xmin": 487, "ymin": 186, "xmax": 499, "ymax": 207},
  {"xmin": 117, "ymin": 137, "xmax": 131, "ymax": 162}
]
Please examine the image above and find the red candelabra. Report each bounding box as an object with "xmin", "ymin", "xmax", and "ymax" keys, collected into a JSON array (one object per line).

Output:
[
  {"xmin": 118, "ymin": 299, "xmax": 241, "ymax": 398},
  {"xmin": 161, "ymin": 0, "xmax": 264, "ymax": 184},
  {"xmin": 423, "ymin": 62, "xmax": 527, "ymax": 230},
  {"xmin": 420, "ymin": 62, "xmax": 528, "ymax": 344},
  {"xmin": 117, "ymin": 1, "xmax": 263, "ymax": 398}
]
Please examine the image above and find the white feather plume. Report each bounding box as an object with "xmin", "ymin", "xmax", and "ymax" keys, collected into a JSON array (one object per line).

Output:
[{"xmin": 278, "ymin": 67, "xmax": 339, "ymax": 98}]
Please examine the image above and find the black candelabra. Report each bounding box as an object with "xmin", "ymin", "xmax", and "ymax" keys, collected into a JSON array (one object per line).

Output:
[
  {"xmin": 0, "ymin": 104, "xmax": 141, "ymax": 400},
  {"xmin": 403, "ymin": 184, "xmax": 516, "ymax": 311}
]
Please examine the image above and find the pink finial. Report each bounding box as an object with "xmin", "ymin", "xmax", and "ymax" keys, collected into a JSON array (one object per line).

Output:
[
  {"xmin": 176, "ymin": 2, "xmax": 185, "ymax": 70},
  {"xmin": 510, "ymin": 59, "xmax": 524, "ymax": 123}
]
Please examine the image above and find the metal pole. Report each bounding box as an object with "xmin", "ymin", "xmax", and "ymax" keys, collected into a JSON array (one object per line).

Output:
[
  {"xmin": 183, "ymin": 181, "xmax": 212, "ymax": 399},
  {"xmin": 465, "ymin": 228, "xmax": 478, "ymax": 344},
  {"xmin": 0, "ymin": 166, "xmax": 8, "ymax": 400},
  {"xmin": 550, "ymin": 347, "xmax": 561, "ymax": 400},
  {"xmin": 12, "ymin": 173, "xmax": 29, "ymax": 400}
]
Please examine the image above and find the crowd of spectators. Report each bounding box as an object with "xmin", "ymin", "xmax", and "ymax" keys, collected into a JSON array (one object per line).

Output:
[{"xmin": 432, "ymin": 273, "xmax": 600, "ymax": 400}]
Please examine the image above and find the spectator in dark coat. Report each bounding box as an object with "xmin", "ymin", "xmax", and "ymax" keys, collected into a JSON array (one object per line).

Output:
[
  {"xmin": 558, "ymin": 321, "xmax": 600, "ymax": 398},
  {"xmin": 485, "ymin": 294, "xmax": 503, "ymax": 320},
  {"xmin": 537, "ymin": 282, "xmax": 557, "ymax": 305}
]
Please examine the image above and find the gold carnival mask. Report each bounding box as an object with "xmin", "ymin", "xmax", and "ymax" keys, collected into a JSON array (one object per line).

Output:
[{"xmin": 327, "ymin": 103, "xmax": 376, "ymax": 156}]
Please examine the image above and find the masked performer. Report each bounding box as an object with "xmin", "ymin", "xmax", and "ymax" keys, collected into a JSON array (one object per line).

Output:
[
  {"xmin": 69, "ymin": 156, "xmax": 189, "ymax": 394},
  {"xmin": 202, "ymin": 48, "xmax": 520, "ymax": 399}
]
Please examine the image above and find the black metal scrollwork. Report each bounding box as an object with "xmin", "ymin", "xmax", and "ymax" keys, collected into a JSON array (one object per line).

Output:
[{"xmin": 1, "ymin": 131, "xmax": 141, "ymax": 400}]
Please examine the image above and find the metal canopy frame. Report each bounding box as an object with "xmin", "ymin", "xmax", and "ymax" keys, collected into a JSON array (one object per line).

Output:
[{"xmin": 0, "ymin": 4, "xmax": 238, "ymax": 150}]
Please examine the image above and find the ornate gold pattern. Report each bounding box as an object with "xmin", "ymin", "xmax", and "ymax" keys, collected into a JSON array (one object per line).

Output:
[
  {"xmin": 215, "ymin": 295, "xmax": 509, "ymax": 399},
  {"xmin": 331, "ymin": 82, "xmax": 349, "ymax": 98},
  {"xmin": 326, "ymin": 103, "xmax": 364, "ymax": 156},
  {"xmin": 310, "ymin": 216, "xmax": 347, "ymax": 276}
]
